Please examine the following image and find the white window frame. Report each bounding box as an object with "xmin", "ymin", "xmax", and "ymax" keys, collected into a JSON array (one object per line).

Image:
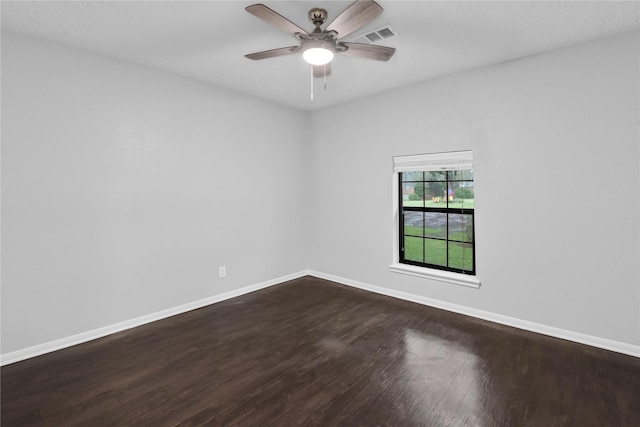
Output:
[{"xmin": 390, "ymin": 151, "xmax": 481, "ymax": 289}]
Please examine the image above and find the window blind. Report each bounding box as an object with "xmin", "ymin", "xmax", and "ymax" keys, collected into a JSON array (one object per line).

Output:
[{"xmin": 393, "ymin": 150, "xmax": 473, "ymax": 172}]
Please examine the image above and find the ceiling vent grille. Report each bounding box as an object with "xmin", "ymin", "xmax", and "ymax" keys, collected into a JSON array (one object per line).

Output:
[
  {"xmin": 365, "ymin": 32, "xmax": 382, "ymax": 43},
  {"xmin": 353, "ymin": 24, "xmax": 398, "ymax": 45}
]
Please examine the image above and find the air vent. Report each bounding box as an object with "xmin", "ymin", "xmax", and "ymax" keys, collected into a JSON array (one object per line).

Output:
[
  {"xmin": 377, "ymin": 27, "xmax": 395, "ymax": 38},
  {"xmin": 365, "ymin": 32, "xmax": 382, "ymax": 43},
  {"xmin": 353, "ymin": 24, "xmax": 398, "ymax": 45}
]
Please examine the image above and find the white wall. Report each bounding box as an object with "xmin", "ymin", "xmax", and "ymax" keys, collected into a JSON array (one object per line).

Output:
[
  {"xmin": 309, "ymin": 30, "xmax": 640, "ymax": 347},
  {"xmin": 2, "ymin": 29, "xmax": 638, "ymax": 358},
  {"xmin": 1, "ymin": 32, "xmax": 309, "ymax": 354}
]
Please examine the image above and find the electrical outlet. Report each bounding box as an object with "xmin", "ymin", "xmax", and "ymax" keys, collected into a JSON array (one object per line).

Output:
[{"xmin": 219, "ymin": 266, "xmax": 226, "ymax": 278}]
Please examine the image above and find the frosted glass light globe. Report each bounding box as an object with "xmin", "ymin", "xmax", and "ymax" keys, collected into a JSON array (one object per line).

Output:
[{"xmin": 303, "ymin": 47, "xmax": 334, "ymax": 66}]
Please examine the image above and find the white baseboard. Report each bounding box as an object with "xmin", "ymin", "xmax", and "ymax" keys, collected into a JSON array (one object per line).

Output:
[
  {"xmin": 308, "ymin": 270, "xmax": 640, "ymax": 358},
  {"xmin": 0, "ymin": 271, "xmax": 308, "ymax": 366}
]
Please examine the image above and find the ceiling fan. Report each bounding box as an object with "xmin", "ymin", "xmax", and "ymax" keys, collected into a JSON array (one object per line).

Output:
[{"xmin": 244, "ymin": 0, "xmax": 396, "ymax": 78}]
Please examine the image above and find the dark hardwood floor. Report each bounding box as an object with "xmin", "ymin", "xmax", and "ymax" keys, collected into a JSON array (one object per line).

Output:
[{"xmin": 2, "ymin": 276, "xmax": 639, "ymax": 426}]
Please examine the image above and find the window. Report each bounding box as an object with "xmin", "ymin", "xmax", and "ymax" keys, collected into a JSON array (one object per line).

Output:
[{"xmin": 391, "ymin": 151, "xmax": 478, "ymax": 286}]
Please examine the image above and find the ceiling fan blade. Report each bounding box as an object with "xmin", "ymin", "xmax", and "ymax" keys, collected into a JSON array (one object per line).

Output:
[
  {"xmin": 313, "ymin": 63, "xmax": 332, "ymax": 78},
  {"xmin": 337, "ymin": 42, "xmax": 396, "ymax": 61},
  {"xmin": 245, "ymin": 4, "xmax": 308, "ymax": 37},
  {"xmin": 245, "ymin": 46, "xmax": 299, "ymax": 60},
  {"xmin": 326, "ymin": 0, "xmax": 383, "ymax": 39}
]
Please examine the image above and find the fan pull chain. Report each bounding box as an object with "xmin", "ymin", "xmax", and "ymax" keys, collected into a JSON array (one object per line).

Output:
[
  {"xmin": 324, "ymin": 64, "xmax": 327, "ymax": 90},
  {"xmin": 310, "ymin": 66, "xmax": 314, "ymax": 101}
]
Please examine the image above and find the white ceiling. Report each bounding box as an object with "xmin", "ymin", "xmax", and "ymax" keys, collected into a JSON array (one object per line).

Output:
[{"xmin": 2, "ymin": 1, "xmax": 639, "ymax": 111}]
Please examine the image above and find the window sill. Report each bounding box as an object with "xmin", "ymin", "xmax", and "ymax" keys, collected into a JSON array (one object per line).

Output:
[{"xmin": 389, "ymin": 263, "xmax": 481, "ymax": 289}]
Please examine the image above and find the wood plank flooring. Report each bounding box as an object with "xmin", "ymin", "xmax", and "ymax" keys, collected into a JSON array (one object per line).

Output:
[{"xmin": 2, "ymin": 276, "xmax": 639, "ymax": 426}]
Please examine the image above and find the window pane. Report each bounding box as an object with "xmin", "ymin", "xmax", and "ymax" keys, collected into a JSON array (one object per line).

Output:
[
  {"xmin": 402, "ymin": 171, "xmax": 423, "ymax": 182},
  {"xmin": 404, "ymin": 236, "xmax": 423, "ymax": 263},
  {"xmin": 447, "ymin": 181, "xmax": 474, "ymax": 209},
  {"xmin": 424, "ymin": 212, "xmax": 446, "ymax": 239},
  {"xmin": 448, "ymin": 242, "xmax": 474, "ymax": 271},
  {"xmin": 403, "ymin": 182, "xmax": 424, "ymax": 208},
  {"xmin": 447, "ymin": 170, "xmax": 474, "ymax": 181},
  {"xmin": 425, "ymin": 171, "xmax": 446, "ymax": 181},
  {"xmin": 424, "ymin": 180, "xmax": 446, "ymax": 205},
  {"xmin": 403, "ymin": 212, "xmax": 423, "ymax": 236},
  {"xmin": 448, "ymin": 180, "xmax": 474, "ymax": 209},
  {"xmin": 424, "ymin": 238, "xmax": 447, "ymax": 266},
  {"xmin": 448, "ymin": 214, "xmax": 474, "ymax": 243}
]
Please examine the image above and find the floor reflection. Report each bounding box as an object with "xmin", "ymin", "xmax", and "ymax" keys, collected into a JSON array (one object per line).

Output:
[{"xmin": 400, "ymin": 328, "xmax": 491, "ymax": 426}]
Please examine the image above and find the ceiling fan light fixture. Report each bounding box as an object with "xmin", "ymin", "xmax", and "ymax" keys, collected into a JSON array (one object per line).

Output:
[
  {"xmin": 302, "ymin": 40, "xmax": 334, "ymax": 65},
  {"xmin": 303, "ymin": 47, "xmax": 334, "ymax": 65}
]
